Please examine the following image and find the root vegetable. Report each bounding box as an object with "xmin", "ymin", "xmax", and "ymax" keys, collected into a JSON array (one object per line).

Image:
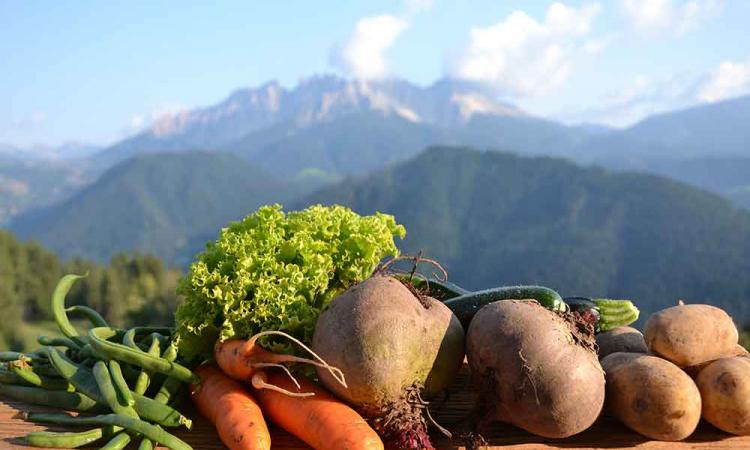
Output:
[
  {"xmin": 312, "ymin": 274, "xmax": 465, "ymax": 450},
  {"xmin": 596, "ymin": 326, "xmax": 647, "ymax": 359},
  {"xmin": 601, "ymin": 352, "xmax": 701, "ymax": 441},
  {"xmin": 644, "ymin": 303, "xmax": 738, "ymax": 367},
  {"xmin": 696, "ymin": 356, "xmax": 750, "ymax": 435},
  {"xmin": 252, "ymin": 370, "xmax": 383, "ymax": 450},
  {"xmin": 214, "ymin": 331, "xmax": 345, "ymax": 397},
  {"xmin": 466, "ymin": 300, "xmax": 604, "ymax": 438},
  {"xmin": 191, "ymin": 364, "xmax": 271, "ymax": 450}
]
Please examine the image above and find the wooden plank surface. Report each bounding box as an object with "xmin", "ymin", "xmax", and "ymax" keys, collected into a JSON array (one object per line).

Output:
[{"xmin": 1, "ymin": 365, "xmax": 749, "ymax": 449}]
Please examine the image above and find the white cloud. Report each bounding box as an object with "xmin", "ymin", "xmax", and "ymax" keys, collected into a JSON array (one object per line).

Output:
[
  {"xmin": 453, "ymin": 2, "xmax": 602, "ymax": 97},
  {"xmin": 339, "ymin": 15, "xmax": 408, "ymax": 80},
  {"xmin": 698, "ymin": 60, "xmax": 750, "ymax": 102},
  {"xmin": 621, "ymin": 0, "xmax": 724, "ymax": 36},
  {"xmin": 560, "ymin": 73, "xmax": 700, "ymax": 126},
  {"xmin": 583, "ymin": 36, "xmax": 610, "ymax": 54}
]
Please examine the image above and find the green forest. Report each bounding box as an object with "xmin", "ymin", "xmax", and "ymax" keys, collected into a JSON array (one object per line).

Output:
[{"xmin": 0, "ymin": 229, "xmax": 180, "ymax": 351}]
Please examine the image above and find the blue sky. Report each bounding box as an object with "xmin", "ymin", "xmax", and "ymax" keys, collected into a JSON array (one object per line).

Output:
[{"xmin": 2, "ymin": 0, "xmax": 750, "ymax": 147}]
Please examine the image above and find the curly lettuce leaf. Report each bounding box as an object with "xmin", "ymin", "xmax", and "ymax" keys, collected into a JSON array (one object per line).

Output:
[{"xmin": 175, "ymin": 204, "xmax": 405, "ymax": 359}]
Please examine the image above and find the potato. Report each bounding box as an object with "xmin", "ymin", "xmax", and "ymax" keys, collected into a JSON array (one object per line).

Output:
[
  {"xmin": 467, "ymin": 300, "xmax": 605, "ymax": 438},
  {"xmin": 602, "ymin": 353, "xmax": 701, "ymax": 441},
  {"xmin": 696, "ymin": 356, "xmax": 750, "ymax": 435},
  {"xmin": 644, "ymin": 304, "xmax": 738, "ymax": 367},
  {"xmin": 596, "ymin": 326, "xmax": 647, "ymax": 359}
]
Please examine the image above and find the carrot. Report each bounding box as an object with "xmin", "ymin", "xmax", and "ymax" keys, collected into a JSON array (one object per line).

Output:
[
  {"xmin": 191, "ymin": 364, "xmax": 271, "ymax": 450},
  {"xmin": 252, "ymin": 369, "xmax": 384, "ymax": 450},
  {"xmin": 214, "ymin": 330, "xmax": 346, "ymax": 396}
]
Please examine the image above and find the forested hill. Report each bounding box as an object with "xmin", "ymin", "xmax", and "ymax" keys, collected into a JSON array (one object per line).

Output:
[
  {"xmin": 11, "ymin": 152, "xmax": 293, "ymax": 266},
  {"xmin": 301, "ymin": 146, "xmax": 750, "ymax": 323}
]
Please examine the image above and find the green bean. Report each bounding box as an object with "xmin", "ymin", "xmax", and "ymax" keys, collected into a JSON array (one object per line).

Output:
[
  {"xmin": 134, "ymin": 339, "xmax": 160, "ymax": 395},
  {"xmin": 79, "ymin": 343, "xmax": 109, "ymax": 361},
  {"xmin": 109, "ymin": 360, "xmax": 135, "ymax": 406},
  {"xmin": 45, "ymin": 347, "xmax": 192, "ymax": 428},
  {"xmin": 37, "ymin": 335, "xmax": 81, "ymax": 350},
  {"xmin": 29, "ymin": 364, "xmax": 64, "ymax": 378},
  {"xmin": 89, "ymin": 328, "xmax": 197, "ymax": 384},
  {"xmin": 0, "ymin": 383, "xmax": 103, "ymax": 412},
  {"xmin": 22, "ymin": 426, "xmax": 121, "ymax": 448},
  {"xmin": 65, "ymin": 305, "xmax": 110, "ymax": 328},
  {"xmin": 0, "ymin": 368, "xmax": 34, "ymax": 386},
  {"xmin": 51, "ymin": 274, "xmax": 88, "ymax": 346},
  {"xmin": 8, "ymin": 361, "xmax": 74, "ymax": 391},
  {"xmin": 93, "ymin": 361, "xmax": 138, "ymax": 418},
  {"xmin": 26, "ymin": 413, "xmax": 193, "ymax": 450},
  {"xmin": 0, "ymin": 351, "xmax": 25, "ymax": 362},
  {"xmin": 153, "ymin": 343, "xmax": 182, "ymax": 405},
  {"xmin": 138, "ymin": 438, "xmax": 154, "ymax": 450},
  {"xmin": 99, "ymin": 432, "xmax": 131, "ymax": 450}
]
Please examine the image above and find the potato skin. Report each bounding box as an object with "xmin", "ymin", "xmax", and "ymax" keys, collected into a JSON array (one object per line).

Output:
[
  {"xmin": 696, "ymin": 356, "xmax": 750, "ymax": 435},
  {"xmin": 644, "ymin": 304, "xmax": 738, "ymax": 367},
  {"xmin": 596, "ymin": 327, "xmax": 647, "ymax": 359},
  {"xmin": 312, "ymin": 275, "xmax": 465, "ymax": 406},
  {"xmin": 602, "ymin": 353, "xmax": 701, "ymax": 441},
  {"xmin": 467, "ymin": 300, "xmax": 604, "ymax": 438}
]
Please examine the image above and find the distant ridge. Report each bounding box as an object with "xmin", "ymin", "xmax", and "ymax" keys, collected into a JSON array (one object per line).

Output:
[{"xmin": 11, "ymin": 152, "xmax": 293, "ymax": 265}]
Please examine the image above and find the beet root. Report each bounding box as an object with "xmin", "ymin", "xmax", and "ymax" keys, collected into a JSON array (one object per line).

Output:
[
  {"xmin": 466, "ymin": 300, "xmax": 605, "ymax": 438},
  {"xmin": 312, "ymin": 274, "xmax": 465, "ymax": 449}
]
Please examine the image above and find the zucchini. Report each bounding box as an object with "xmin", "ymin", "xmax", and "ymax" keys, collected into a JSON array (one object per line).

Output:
[
  {"xmin": 445, "ymin": 285, "xmax": 566, "ymax": 328},
  {"xmin": 595, "ymin": 299, "xmax": 639, "ymax": 332},
  {"xmin": 394, "ymin": 274, "xmax": 471, "ymax": 300},
  {"xmin": 563, "ymin": 296, "xmax": 640, "ymax": 332}
]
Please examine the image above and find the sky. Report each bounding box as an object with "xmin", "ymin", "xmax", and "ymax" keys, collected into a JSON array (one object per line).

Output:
[{"xmin": 2, "ymin": 0, "xmax": 750, "ymax": 147}]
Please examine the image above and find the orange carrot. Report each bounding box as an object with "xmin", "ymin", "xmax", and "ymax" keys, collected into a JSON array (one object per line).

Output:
[
  {"xmin": 191, "ymin": 364, "xmax": 271, "ymax": 450},
  {"xmin": 252, "ymin": 369, "xmax": 384, "ymax": 450},
  {"xmin": 214, "ymin": 330, "xmax": 346, "ymax": 396}
]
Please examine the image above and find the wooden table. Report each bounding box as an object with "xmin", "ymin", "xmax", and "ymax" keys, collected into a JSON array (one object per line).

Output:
[{"xmin": 2, "ymin": 365, "xmax": 749, "ymax": 449}]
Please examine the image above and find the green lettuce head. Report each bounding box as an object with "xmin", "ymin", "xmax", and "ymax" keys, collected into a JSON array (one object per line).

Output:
[{"xmin": 175, "ymin": 204, "xmax": 405, "ymax": 360}]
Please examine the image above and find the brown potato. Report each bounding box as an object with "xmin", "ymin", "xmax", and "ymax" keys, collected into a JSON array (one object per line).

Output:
[
  {"xmin": 596, "ymin": 326, "xmax": 647, "ymax": 359},
  {"xmin": 696, "ymin": 356, "xmax": 750, "ymax": 435},
  {"xmin": 644, "ymin": 304, "xmax": 738, "ymax": 367},
  {"xmin": 602, "ymin": 353, "xmax": 701, "ymax": 441}
]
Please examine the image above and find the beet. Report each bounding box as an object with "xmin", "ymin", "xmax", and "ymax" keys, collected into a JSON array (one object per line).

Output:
[
  {"xmin": 466, "ymin": 300, "xmax": 605, "ymax": 438},
  {"xmin": 312, "ymin": 274, "xmax": 465, "ymax": 449}
]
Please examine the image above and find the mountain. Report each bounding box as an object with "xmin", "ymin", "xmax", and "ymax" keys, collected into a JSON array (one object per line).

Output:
[
  {"xmin": 618, "ymin": 156, "xmax": 750, "ymax": 209},
  {"xmin": 730, "ymin": 188, "xmax": 750, "ymax": 210},
  {"xmin": 0, "ymin": 141, "xmax": 101, "ymax": 160},
  {"xmin": 10, "ymin": 152, "xmax": 294, "ymax": 266},
  {"xmin": 0, "ymin": 155, "xmax": 92, "ymax": 225},
  {"xmin": 582, "ymin": 95, "xmax": 750, "ymax": 163},
  {"xmin": 92, "ymin": 76, "xmax": 528, "ymax": 168},
  {"xmin": 300, "ymin": 146, "xmax": 750, "ymax": 323}
]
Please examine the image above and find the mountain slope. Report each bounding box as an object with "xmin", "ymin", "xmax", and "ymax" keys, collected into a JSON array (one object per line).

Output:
[
  {"xmin": 11, "ymin": 152, "xmax": 293, "ymax": 265},
  {"xmin": 300, "ymin": 146, "xmax": 750, "ymax": 322},
  {"xmin": 225, "ymin": 111, "xmax": 589, "ymax": 178},
  {"xmin": 583, "ymin": 95, "xmax": 750, "ymax": 162},
  {"xmin": 0, "ymin": 155, "xmax": 91, "ymax": 225},
  {"xmin": 93, "ymin": 76, "xmax": 526, "ymax": 169}
]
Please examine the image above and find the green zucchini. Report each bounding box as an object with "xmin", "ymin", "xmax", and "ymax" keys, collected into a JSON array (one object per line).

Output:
[
  {"xmin": 445, "ymin": 285, "xmax": 566, "ymax": 328},
  {"xmin": 394, "ymin": 274, "xmax": 471, "ymax": 300},
  {"xmin": 563, "ymin": 296, "xmax": 640, "ymax": 332},
  {"xmin": 595, "ymin": 299, "xmax": 639, "ymax": 332}
]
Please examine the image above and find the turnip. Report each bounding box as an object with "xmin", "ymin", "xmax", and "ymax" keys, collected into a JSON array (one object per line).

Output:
[
  {"xmin": 312, "ymin": 273, "xmax": 465, "ymax": 450},
  {"xmin": 466, "ymin": 300, "xmax": 605, "ymax": 438}
]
